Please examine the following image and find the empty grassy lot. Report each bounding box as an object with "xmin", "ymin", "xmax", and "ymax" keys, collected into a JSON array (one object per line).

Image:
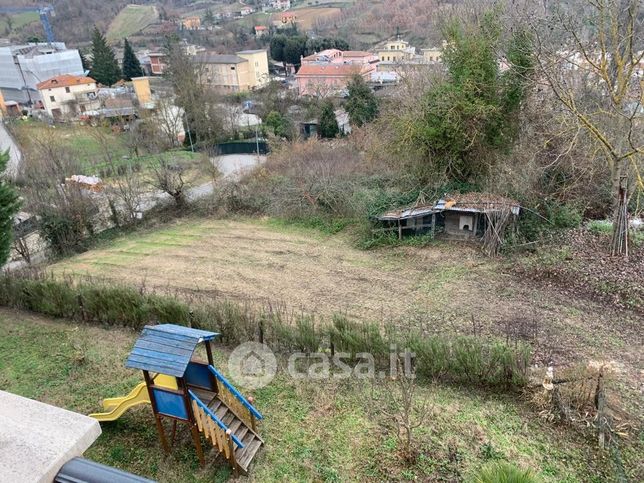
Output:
[
  {"xmin": 10, "ymin": 120, "xmax": 205, "ymax": 183},
  {"xmin": 0, "ymin": 309, "xmax": 633, "ymax": 481},
  {"xmin": 107, "ymin": 5, "xmax": 159, "ymax": 43},
  {"xmin": 50, "ymin": 218, "xmax": 643, "ymax": 407},
  {"xmin": 0, "ymin": 11, "xmax": 39, "ymax": 33},
  {"xmin": 271, "ymin": 7, "xmax": 342, "ymax": 30}
]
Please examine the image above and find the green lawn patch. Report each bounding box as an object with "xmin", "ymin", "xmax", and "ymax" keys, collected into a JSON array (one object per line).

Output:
[{"xmin": 0, "ymin": 309, "xmax": 634, "ymax": 482}]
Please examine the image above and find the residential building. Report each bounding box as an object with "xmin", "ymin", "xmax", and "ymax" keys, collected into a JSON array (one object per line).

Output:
[
  {"xmin": 194, "ymin": 50, "xmax": 269, "ymax": 92},
  {"xmin": 0, "ymin": 42, "xmax": 84, "ymax": 105},
  {"xmin": 421, "ymin": 44, "xmax": 443, "ymax": 63},
  {"xmin": 296, "ymin": 49, "xmax": 378, "ymax": 97},
  {"xmin": 36, "ymin": 74, "xmax": 99, "ymax": 119},
  {"xmin": 239, "ymin": 7, "xmax": 254, "ymax": 16},
  {"xmin": 181, "ymin": 16, "xmax": 201, "ymax": 30},
  {"xmin": 376, "ymin": 38, "xmax": 416, "ymax": 63},
  {"xmin": 254, "ymin": 25, "xmax": 269, "ymax": 37},
  {"xmin": 275, "ymin": 12, "xmax": 297, "ymax": 28},
  {"xmin": 270, "ymin": 0, "xmax": 291, "ymax": 10},
  {"xmin": 131, "ymin": 76, "xmax": 153, "ymax": 107},
  {"xmin": 149, "ymin": 52, "xmax": 167, "ymax": 75}
]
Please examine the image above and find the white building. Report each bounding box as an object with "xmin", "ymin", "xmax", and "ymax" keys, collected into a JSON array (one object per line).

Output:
[
  {"xmin": 36, "ymin": 74, "xmax": 99, "ymax": 119},
  {"xmin": 0, "ymin": 43, "xmax": 84, "ymax": 105},
  {"xmin": 270, "ymin": 0, "xmax": 291, "ymax": 10}
]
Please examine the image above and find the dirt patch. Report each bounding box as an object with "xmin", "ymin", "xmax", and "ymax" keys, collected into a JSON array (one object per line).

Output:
[{"xmin": 513, "ymin": 228, "xmax": 644, "ymax": 313}]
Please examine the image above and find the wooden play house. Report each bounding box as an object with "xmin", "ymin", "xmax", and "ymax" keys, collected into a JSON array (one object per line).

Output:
[{"xmin": 124, "ymin": 324, "xmax": 264, "ymax": 475}]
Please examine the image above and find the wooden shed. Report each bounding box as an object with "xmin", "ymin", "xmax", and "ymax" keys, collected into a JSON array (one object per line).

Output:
[{"xmin": 377, "ymin": 193, "xmax": 521, "ymax": 245}]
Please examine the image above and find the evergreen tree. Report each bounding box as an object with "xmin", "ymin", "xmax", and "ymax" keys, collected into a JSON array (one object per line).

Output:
[
  {"xmin": 79, "ymin": 50, "xmax": 91, "ymax": 72},
  {"xmin": 203, "ymin": 8, "xmax": 215, "ymax": 26},
  {"xmin": 346, "ymin": 74, "xmax": 379, "ymax": 127},
  {"xmin": 283, "ymin": 36, "xmax": 307, "ymax": 66},
  {"xmin": 395, "ymin": 11, "xmax": 533, "ymax": 181},
  {"xmin": 122, "ymin": 38, "xmax": 144, "ymax": 80},
  {"xmin": 0, "ymin": 150, "xmax": 20, "ymax": 267},
  {"xmin": 270, "ymin": 34, "xmax": 287, "ymax": 65},
  {"xmin": 90, "ymin": 27, "xmax": 121, "ymax": 86},
  {"xmin": 318, "ymin": 101, "xmax": 339, "ymax": 138}
]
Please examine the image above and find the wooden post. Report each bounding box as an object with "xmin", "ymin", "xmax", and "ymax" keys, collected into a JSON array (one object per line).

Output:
[
  {"xmin": 154, "ymin": 415, "xmax": 170, "ymax": 454},
  {"xmin": 227, "ymin": 429, "xmax": 239, "ymax": 476},
  {"xmin": 398, "ymin": 220, "xmax": 402, "ymax": 240},
  {"xmin": 595, "ymin": 367, "xmax": 606, "ymax": 449},
  {"xmin": 143, "ymin": 371, "xmax": 170, "ymax": 454},
  {"xmin": 248, "ymin": 396, "xmax": 257, "ymax": 432},
  {"xmin": 205, "ymin": 341, "xmax": 219, "ymax": 394},
  {"xmin": 179, "ymin": 376, "xmax": 205, "ymax": 466},
  {"xmin": 205, "ymin": 341, "xmax": 214, "ymax": 366},
  {"xmin": 191, "ymin": 423, "xmax": 206, "ymax": 466},
  {"xmin": 431, "ymin": 213, "xmax": 436, "ymax": 237}
]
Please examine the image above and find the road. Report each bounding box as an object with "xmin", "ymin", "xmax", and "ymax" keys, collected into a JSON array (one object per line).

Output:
[
  {"xmin": 0, "ymin": 121, "xmax": 22, "ymax": 179},
  {"xmin": 140, "ymin": 153, "xmax": 266, "ymax": 211}
]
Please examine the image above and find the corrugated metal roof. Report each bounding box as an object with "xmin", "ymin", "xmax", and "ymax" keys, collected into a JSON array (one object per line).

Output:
[
  {"xmin": 125, "ymin": 324, "xmax": 220, "ymax": 377},
  {"xmin": 378, "ymin": 193, "xmax": 521, "ymax": 221}
]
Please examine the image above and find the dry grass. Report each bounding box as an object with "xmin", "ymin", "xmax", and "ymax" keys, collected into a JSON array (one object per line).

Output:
[
  {"xmin": 107, "ymin": 5, "xmax": 159, "ymax": 43},
  {"xmin": 48, "ymin": 218, "xmax": 643, "ymax": 404},
  {"xmin": 272, "ymin": 7, "xmax": 342, "ymax": 30}
]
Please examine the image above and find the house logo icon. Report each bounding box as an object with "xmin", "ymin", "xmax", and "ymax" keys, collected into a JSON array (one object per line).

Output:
[{"xmin": 228, "ymin": 342, "xmax": 277, "ymax": 390}]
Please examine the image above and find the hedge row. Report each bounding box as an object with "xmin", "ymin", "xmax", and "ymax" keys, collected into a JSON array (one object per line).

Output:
[{"xmin": 0, "ymin": 272, "xmax": 531, "ymax": 389}]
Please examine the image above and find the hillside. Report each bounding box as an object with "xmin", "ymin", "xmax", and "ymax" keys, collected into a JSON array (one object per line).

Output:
[{"xmin": 106, "ymin": 5, "xmax": 159, "ymax": 43}]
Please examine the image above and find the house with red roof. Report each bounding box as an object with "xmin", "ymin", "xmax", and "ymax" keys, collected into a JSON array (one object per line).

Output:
[
  {"xmin": 254, "ymin": 25, "xmax": 268, "ymax": 38},
  {"xmin": 36, "ymin": 74, "xmax": 99, "ymax": 119},
  {"xmin": 296, "ymin": 49, "xmax": 378, "ymax": 97}
]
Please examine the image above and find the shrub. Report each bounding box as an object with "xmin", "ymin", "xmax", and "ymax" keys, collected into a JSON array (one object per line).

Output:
[
  {"xmin": 587, "ymin": 219, "xmax": 613, "ymax": 235},
  {"xmin": 0, "ymin": 272, "xmax": 530, "ymax": 391},
  {"xmin": 473, "ymin": 462, "xmax": 537, "ymax": 483}
]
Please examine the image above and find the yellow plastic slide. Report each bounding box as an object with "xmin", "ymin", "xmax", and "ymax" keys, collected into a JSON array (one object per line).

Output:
[{"xmin": 90, "ymin": 374, "xmax": 177, "ymax": 422}]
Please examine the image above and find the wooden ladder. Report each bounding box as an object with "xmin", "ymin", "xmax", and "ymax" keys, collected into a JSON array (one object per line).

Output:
[{"xmin": 190, "ymin": 391, "xmax": 264, "ymax": 475}]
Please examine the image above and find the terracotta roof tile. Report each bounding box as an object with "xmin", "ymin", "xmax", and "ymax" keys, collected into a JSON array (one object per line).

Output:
[
  {"xmin": 36, "ymin": 74, "xmax": 95, "ymax": 90},
  {"xmin": 296, "ymin": 63, "xmax": 365, "ymax": 77}
]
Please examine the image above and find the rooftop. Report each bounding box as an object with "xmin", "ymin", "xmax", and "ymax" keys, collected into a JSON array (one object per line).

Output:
[
  {"xmin": 194, "ymin": 52, "xmax": 247, "ymax": 64},
  {"xmin": 378, "ymin": 193, "xmax": 521, "ymax": 220},
  {"xmin": 125, "ymin": 324, "xmax": 220, "ymax": 377},
  {"xmin": 36, "ymin": 74, "xmax": 96, "ymax": 90},
  {"xmin": 296, "ymin": 63, "xmax": 365, "ymax": 77},
  {"xmin": 237, "ymin": 49, "xmax": 267, "ymax": 54}
]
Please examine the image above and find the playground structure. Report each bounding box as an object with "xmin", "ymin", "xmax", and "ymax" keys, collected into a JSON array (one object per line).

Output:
[
  {"xmin": 89, "ymin": 374, "xmax": 177, "ymax": 422},
  {"xmin": 91, "ymin": 324, "xmax": 264, "ymax": 475}
]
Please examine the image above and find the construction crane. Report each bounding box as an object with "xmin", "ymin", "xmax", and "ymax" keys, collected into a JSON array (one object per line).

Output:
[{"xmin": 0, "ymin": 5, "xmax": 56, "ymax": 44}]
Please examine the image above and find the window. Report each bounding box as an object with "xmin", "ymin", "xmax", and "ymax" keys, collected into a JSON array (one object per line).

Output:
[
  {"xmin": 65, "ymin": 87, "xmax": 70, "ymax": 93},
  {"xmin": 50, "ymin": 96, "xmax": 55, "ymax": 102},
  {"xmin": 231, "ymin": 66, "xmax": 236, "ymax": 70}
]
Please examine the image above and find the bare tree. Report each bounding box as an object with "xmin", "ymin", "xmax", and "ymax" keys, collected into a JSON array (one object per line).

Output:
[
  {"xmin": 21, "ymin": 133, "xmax": 97, "ymax": 254},
  {"xmin": 12, "ymin": 234, "xmax": 31, "ymax": 265},
  {"xmin": 530, "ymin": 0, "xmax": 644, "ymax": 255},
  {"xmin": 149, "ymin": 155, "xmax": 189, "ymax": 207},
  {"xmin": 370, "ymin": 358, "xmax": 432, "ymax": 463},
  {"xmin": 165, "ymin": 41, "xmax": 225, "ymax": 148},
  {"xmin": 89, "ymin": 127, "xmax": 145, "ymax": 224}
]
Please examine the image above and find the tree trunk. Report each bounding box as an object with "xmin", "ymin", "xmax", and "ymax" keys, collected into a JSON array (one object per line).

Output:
[{"xmin": 611, "ymin": 174, "xmax": 629, "ymax": 257}]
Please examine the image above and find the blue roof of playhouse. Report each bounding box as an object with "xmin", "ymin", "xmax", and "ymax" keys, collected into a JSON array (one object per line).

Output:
[{"xmin": 125, "ymin": 324, "xmax": 220, "ymax": 377}]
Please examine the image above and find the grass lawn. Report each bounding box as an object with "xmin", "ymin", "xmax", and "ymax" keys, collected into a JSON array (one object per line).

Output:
[
  {"xmin": 0, "ymin": 308, "xmax": 631, "ymax": 481},
  {"xmin": 0, "ymin": 11, "xmax": 39, "ymax": 33},
  {"xmin": 107, "ymin": 5, "xmax": 159, "ymax": 43},
  {"xmin": 10, "ymin": 119, "xmax": 207, "ymax": 184}
]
